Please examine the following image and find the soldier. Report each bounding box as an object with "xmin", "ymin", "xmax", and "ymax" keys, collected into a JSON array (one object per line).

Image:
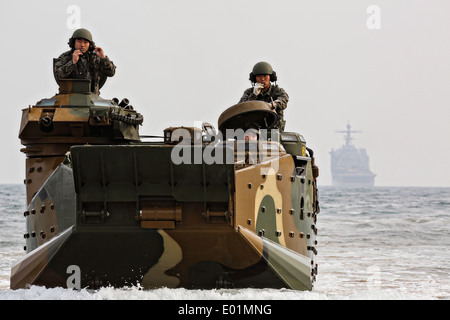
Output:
[
  {"xmin": 54, "ymin": 28, "xmax": 116, "ymax": 95},
  {"xmin": 239, "ymin": 61, "xmax": 289, "ymax": 131}
]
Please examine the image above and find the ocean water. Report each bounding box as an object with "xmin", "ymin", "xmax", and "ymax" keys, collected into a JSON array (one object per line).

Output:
[{"xmin": 0, "ymin": 184, "xmax": 449, "ymax": 300}]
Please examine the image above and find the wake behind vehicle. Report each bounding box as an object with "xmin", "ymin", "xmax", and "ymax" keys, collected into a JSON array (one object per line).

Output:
[{"xmin": 12, "ymin": 79, "xmax": 319, "ymax": 290}]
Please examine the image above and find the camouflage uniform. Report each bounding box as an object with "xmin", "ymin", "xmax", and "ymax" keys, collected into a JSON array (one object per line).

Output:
[
  {"xmin": 54, "ymin": 51, "xmax": 116, "ymax": 95},
  {"xmin": 239, "ymin": 84, "xmax": 289, "ymax": 131}
]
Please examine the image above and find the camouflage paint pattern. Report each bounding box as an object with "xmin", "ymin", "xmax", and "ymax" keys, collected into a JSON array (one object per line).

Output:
[{"xmin": 11, "ymin": 80, "xmax": 319, "ymax": 290}]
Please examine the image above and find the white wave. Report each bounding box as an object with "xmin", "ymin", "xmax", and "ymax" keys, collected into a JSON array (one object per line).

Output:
[
  {"xmin": 0, "ymin": 285, "xmax": 436, "ymax": 300},
  {"xmin": 0, "ymin": 286, "xmax": 331, "ymax": 300}
]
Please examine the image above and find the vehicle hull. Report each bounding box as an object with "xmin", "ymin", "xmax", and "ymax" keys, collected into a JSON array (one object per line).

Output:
[{"xmin": 12, "ymin": 224, "xmax": 311, "ymax": 290}]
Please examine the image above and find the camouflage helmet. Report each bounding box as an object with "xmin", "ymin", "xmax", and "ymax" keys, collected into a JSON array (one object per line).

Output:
[
  {"xmin": 71, "ymin": 28, "xmax": 93, "ymax": 42},
  {"xmin": 252, "ymin": 61, "xmax": 273, "ymax": 76},
  {"xmin": 249, "ymin": 61, "xmax": 278, "ymax": 82}
]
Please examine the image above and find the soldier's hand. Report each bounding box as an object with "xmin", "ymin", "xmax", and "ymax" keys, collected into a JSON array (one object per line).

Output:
[
  {"xmin": 253, "ymin": 83, "xmax": 264, "ymax": 96},
  {"xmin": 94, "ymin": 47, "xmax": 106, "ymax": 58},
  {"xmin": 72, "ymin": 49, "xmax": 83, "ymax": 64}
]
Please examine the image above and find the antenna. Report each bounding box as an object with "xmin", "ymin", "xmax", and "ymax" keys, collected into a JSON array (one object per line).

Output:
[{"xmin": 335, "ymin": 122, "xmax": 361, "ymax": 146}]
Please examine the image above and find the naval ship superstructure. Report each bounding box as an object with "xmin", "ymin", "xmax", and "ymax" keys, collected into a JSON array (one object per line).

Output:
[{"xmin": 330, "ymin": 124, "xmax": 376, "ymax": 187}]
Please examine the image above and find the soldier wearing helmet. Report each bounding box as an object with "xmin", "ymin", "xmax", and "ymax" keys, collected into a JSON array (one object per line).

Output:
[
  {"xmin": 239, "ymin": 61, "xmax": 289, "ymax": 131},
  {"xmin": 54, "ymin": 28, "xmax": 116, "ymax": 95}
]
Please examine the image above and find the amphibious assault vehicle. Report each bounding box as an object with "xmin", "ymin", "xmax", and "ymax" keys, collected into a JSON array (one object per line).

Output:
[{"xmin": 11, "ymin": 79, "xmax": 319, "ymax": 290}]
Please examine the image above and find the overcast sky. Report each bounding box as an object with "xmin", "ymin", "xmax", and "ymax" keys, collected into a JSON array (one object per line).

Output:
[{"xmin": 0, "ymin": 0, "xmax": 449, "ymax": 187}]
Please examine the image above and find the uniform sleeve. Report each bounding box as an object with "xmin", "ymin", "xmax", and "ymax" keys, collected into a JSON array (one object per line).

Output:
[
  {"xmin": 99, "ymin": 56, "xmax": 116, "ymax": 77},
  {"xmin": 54, "ymin": 53, "xmax": 76, "ymax": 80},
  {"xmin": 272, "ymin": 87, "xmax": 289, "ymax": 111},
  {"xmin": 239, "ymin": 88, "xmax": 254, "ymax": 103}
]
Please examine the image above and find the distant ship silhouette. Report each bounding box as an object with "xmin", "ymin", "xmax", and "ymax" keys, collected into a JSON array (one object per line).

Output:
[{"xmin": 330, "ymin": 123, "xmax": 376, "ymax": 187}]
